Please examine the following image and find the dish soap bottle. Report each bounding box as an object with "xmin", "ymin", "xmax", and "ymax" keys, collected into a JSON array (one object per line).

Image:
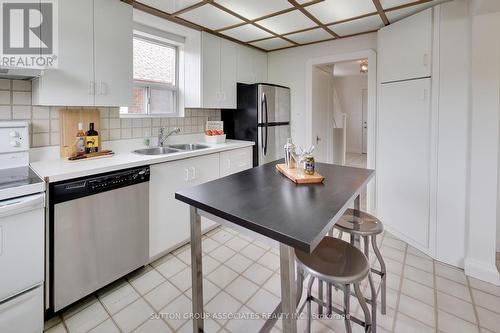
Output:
[
  {"xmin": 85, "ymin": 122, "xmax": 99, "ymax": 153},
  {"xmin": 75, "ymin": 122, "xmax": 86, "ymax": 155}
]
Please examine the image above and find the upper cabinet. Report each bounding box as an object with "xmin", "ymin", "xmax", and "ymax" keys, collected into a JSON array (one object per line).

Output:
[
  {"xmin": 201, "ymin": 32, "xmax": 268, "ymax": 109},
  {"xmin": 32, "ymin": 0, "xmax": 132, "ymax": 107},
  {"xmin": 378, "ymin": 8, "xmax": 432, "ymax": 83}
]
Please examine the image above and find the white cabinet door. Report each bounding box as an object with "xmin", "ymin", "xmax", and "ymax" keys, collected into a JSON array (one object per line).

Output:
[
  {"xmin": 378, "ymin": 8, "xmax": 432, "ymax": 83},
  {"xmin": 94, "ymin": 0, "xmax": 133, "ymax": 107},
  {"xmin": 202, "ymin": 32, "xmax": 221, "ymax": 108},
  {"xmin": 220, "ymin": 147, "xmax": 253, "ymax": 177},
  {"xmin": 237, "ymin": 45, "xmax": 255, "ymax": 84},
  {"xmin": 377, "ymin": 78, "xmax": 432, "ymax": 248},
  {"xmin": 149, "ymin": 154, "xmax": 219, "ymax": 259},
  {"xmin": 220, "ymin": 39, "xmax": 237, "ymax": 108},
  {"xmin": 254, "ymin": 49, "xmax": 268, "ymax": 83},
  {"xmin": 33, "ymin": 0, "xmax": 94, "ymax": 106}
]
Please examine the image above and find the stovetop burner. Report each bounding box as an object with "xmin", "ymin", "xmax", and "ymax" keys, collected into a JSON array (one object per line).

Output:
[{"xmin": 0, "ymin": 167, "xmax": 43, "ymax": 191}]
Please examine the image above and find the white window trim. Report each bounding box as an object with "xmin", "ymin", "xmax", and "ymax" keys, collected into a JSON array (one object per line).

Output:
[{"xmin": 121, "ymin": 31, "xmax": 182, "ymax": 118}]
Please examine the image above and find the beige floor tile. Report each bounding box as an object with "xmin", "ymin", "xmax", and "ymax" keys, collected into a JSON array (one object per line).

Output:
[
  {"xmin": 476, "ymin": 306, "xmax": 500, "ymax": 333},
  {"xmin": 401, "ymin": 278, "xmax": 435, "ymax": 305},
  {"xmin": 471, "ymin": 289, "xmax": 500, "ymax": 314},
  {"xmin": 246, "ymin": 288, "xmax": 281, "ymax": 314},
  {"xmin": 87, "ymin": 318, "xmax": 120, "ymax": 333},
  {"xmin": 257, "ymin": 251, "xmax": 280, "ymax": 271},
  {"xmin": 382, "ymin": 237, "xmax": 407, "ymax": 251},
  {"xmin": 224, "ymin": 253, "xmax": 253, "ymax": 273},
  {"xmin": 240, "ymin": 243, "xmax": 267, "ymax": 261},
  {"xmin": 403, "ymin": 265, "xmax": 434, "ymax": 288},
  {"xmin": 405, "ymin": 254, "xmax": 434, "ymax": 273},
  {"xmin": 113, "ymin": 298, "xmax": 154, "ymax": 333},
  {"xmin": 129, "ymin": 267, "xmax": 165, "ymax": 295},
  {"xmin": 225, "ymin": 276, "xmax": 260, "ymax": 303},
  {"xmin": 437, "ymin": 310, "xmax": 480, "ymax": 333},
  {"xmin": 205, "ymin": 291, "xmax": 243, "ymax": 325},
  {"xmin": 159, "ymin": 294, "xmax": 192, "ymax": 330},
  {"xmin": 202, "ymin": 254, "xmax": 221, "ymax": 274},
  {"xmin": 174, "ymin": 247, "xmax": 192, "ymax": 265},
  {"xmin": 373, "ymin": 256, "xmax": 403, "ymax": 275},
  {"xmin": 436, "ymin": 291, "xmax": 476, "ymax": 323},
  {"xmin": 44, "ymin": 323, "xmax": 67, "ymax": 333},
  {"xmin": 242, "ymin": 262, "xmax": 274, "ymax": 285},
  {"xmin": 380, "ymin": 245, "xmax": 405, "ymax": 263},
  {"xmin": 407, "ymin": 245, "xmax": 432, "ymax": 260},
  {"xmin": 225, "ymin": 237, "xmax": 250, "ymax": 252},
  {"xmin": 394, "ymin": 312, "xmax": 434, "ymax": 333},
  {"xmin": 202, "ymin": 238, "xmax": 221, "ymax": 253},
  {"xmin": 210, "ymin": 229, "xmax": 235, "ymax": 244},
  {"xmin": 469, "ymin": 277, "xmax": 500, "ymax": 297},
  {"xmin": 98, "ymin": 280, "xmax": 140, "ymax": 315},
  {"xmin": 169, "ymin": 266, "xmax": 193, "ymax": 292},
  {"xmin": 207, "ymin": 264, "xmax": 239, "ymax": 289},
  {"xmin": 436, "ymin": 276, "xmax": 471, "ymax": 301},
  {"xmin": 262, "ymin": 273, "xmax": 281, "ymax": 297},
  {"xmin": 44, "ymin": 315, "xmax": 62, "ymax": 331},
  {"xmin": 62, "ymin": 295, "xmax": 99, "ymax": 320},
  {"xmin": 64, "ymin": 301, "xmax": 109, "ymax": 333},
  {"xmin": 398, "ymin": 294, "xmax": 435, "ymax": 327},
  {"xmin": 435, "ymin": 262, "xmax": 468, "ymax": 285},
  {"xmin": 224, "ymin": 306, "xmax": 265, "ymax": 333},
  {"xmin": 155, "ymin": 256, "xmax": 187, "ymax": 278},
  {"xmin": 184, "ymin": 278, "xmax": 221, "ymax": 305},
  {"xmin": 132, "ymin": 318, "xmax": 173, "ymax": 333},
  {"xmin": 144, "ymin": 281, "xmax": 182, "ymax": 311},
  {"xmin": 209, "ymin": 244, "xmax": 236, "ymax": 262}
]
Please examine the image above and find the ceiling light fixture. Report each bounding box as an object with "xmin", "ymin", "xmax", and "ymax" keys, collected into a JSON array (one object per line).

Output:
[{"xmin": 360, "ymin": 61, "xmax": 368, "ymax": 74}]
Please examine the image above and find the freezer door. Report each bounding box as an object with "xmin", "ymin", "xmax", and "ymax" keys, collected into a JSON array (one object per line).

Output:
[
  {"xmin": 257, "ymin": 85, "xmax": 290, "ymax": 124},
  {"xmin": 276, "ymin": 86, "xmax": 290, "ymax": 123},
  {"xmin": 258, "ymin": 124, "xmax": 290, "ymax": 165}
]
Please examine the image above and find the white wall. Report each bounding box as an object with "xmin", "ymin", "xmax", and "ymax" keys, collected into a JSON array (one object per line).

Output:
[
  {"xmin": 268, "ymin": 33, "xmax": 377, "ymax": 148},
  {"xmin": 334, "ymin": 75, "xmax": 367, "ymax": 154},
  {"xmin": 466, "ymin": 8, "xmax": 500, "ymax": 284},
  {"xmin": 311, "ymin": 66, "xmax": 334, "ymax": 162}
]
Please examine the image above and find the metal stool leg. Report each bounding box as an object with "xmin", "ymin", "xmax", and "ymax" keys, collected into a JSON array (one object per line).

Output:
[
  {"xmin": 327, "ymin": 283, "xmax": 332, "ymax": 315},
  {"xmin": 318, "ymin": 280, "xmax": 323, "ymax": 315},
  {"xmin": 364, "ymin": 236, "xmax": 377, "ymax": 330},
  {"xmin": 354, "ymin": 282, "xmax": 372, "ymax": 333},
  {"xmin": 306, "ymin": 277, "xmax": 314, "ymax": 333},
  {"xmin": 344, "ymin": 284, "xmax": 352, "ymax": 333},
  {"xmin": 372, "ymin": 235, "xmax": 386, "ymax": 314}
]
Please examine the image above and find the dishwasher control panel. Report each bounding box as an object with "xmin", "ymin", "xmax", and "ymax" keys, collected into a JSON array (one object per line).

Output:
[{"xmin": 51, "ymin": 166, "xmax": 150, "ymax": 203}]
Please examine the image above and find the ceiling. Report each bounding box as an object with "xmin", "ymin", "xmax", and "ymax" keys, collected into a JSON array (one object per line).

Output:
[{"xmin": 127, "ymin": 0, "xmax": 440, "ymax": 52}]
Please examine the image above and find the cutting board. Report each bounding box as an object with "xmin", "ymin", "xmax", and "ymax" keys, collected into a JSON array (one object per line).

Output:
[
  {"xmin": 276, "ymin": 164, "xmax": 325, "ymax": 184},
  {"xmin": 59, "ymin": 109, "xmax": 101, "ymax": 158}
]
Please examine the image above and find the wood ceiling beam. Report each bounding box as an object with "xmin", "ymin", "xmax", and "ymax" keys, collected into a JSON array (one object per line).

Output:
[
  {"xmin": 372, "ymin": 0, "xmax": 390, "ymax": 25},
  {"xmin": 170, "ymin": 1, "xmax": 207, "ymax": 17},
  {"xmin": 287, "ymin": 0, "xmax": 339, "ymax": 39}
]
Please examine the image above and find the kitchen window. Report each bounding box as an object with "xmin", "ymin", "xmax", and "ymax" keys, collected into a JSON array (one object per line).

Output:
[{"xmin": 121, "ymin": 35, "xmax": 178, "ymax": 116}]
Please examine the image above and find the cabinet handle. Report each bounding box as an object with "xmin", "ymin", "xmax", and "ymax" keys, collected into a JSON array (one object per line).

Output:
[
  {"xmin": 190, "ymin": 167, "xmax": 196, "ymax": 180},
  {"xmin": 184, "ymin": 168, "xmax": 190, "ymax": 181},
  {"xmin": 99, "ymin": 82, "xmax": 107, "ymax": 95},
  {"xmin": 88, "ymin": 81, "xmax": 95, "ymax": 95}
]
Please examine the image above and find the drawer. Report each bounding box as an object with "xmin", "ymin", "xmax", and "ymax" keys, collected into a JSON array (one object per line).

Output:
[
  {"xmin": 220, "ymin": 147, "xmax": 253, "ymax": 177},
  {"xmin": 0, "ymin": 286, "xmax": 43, "ymax": 333}
]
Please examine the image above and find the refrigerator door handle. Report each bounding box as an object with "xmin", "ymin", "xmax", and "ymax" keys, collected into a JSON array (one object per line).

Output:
[{"xmin": 262, "ymin": 93, "xmax": 269, "ymax": 156}]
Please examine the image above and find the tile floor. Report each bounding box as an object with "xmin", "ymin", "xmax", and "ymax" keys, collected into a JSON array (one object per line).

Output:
[{"xmin": 44, "ymin": 225, "xmax": 500, "ymax": 333}]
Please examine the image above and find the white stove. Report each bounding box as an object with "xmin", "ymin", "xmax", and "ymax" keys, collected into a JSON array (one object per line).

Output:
[{"xmin": 0, "ymin": 121, "xmax": 45, "ymax": 333}]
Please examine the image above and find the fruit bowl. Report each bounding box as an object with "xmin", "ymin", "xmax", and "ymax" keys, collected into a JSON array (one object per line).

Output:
[{"xmin": 204, "ymin": 134, "xmax": 226, "ymax": 144}]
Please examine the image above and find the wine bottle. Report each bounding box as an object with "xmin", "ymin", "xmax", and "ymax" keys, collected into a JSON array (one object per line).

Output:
[{"xmin": 85, "ymin": 122, "xmax": 99, "ymax": 153}]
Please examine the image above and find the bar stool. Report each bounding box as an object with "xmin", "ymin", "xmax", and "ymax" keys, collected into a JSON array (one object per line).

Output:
[
  {"xmin": 335, "ymin": 209, "xmax": 387, "ymax": 316},
  {"xmin": 295, "ymin": 237, "xmax": 373, "ymax": 333}
]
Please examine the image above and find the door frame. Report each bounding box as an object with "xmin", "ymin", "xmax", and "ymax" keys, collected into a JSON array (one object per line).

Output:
[
  {"xmin": 362, "ymin": 88, "xmax": 368, "ymax": 154},
  {"xmin": 305, "ymin": 49, "xmax": 377, "ymax": 213}
]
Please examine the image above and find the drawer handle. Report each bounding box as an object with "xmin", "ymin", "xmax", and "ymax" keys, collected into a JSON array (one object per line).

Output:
[
  {"xmin": 184, "ymin": 168, "xmax": 190, "ymax": 181},
  {"xmin": 226, "ymin": 159, "xmax": 231, "ymax": 169}
]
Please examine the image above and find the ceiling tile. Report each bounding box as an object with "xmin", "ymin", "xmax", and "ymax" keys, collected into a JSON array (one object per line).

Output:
[
  {"xmin": 178, "ymin": 4, "xmax": 244, "ymax": 30},
  {"xmin": 221, "ymin": 24, "xmax": 273, "ymax": 42},
  {"xmin": 140, "ymin": 0, "xmax": 201, "ymax": 14},
  {"xmin": 306, "ymin": 0, "xmax": 377, "ymax": 24},
  {"xmin": 257, "ymin": 10, "xmax": 317, "ymax": 35},
  {"xmin": 380, "ymin": 0, "xmax": 416, "ymax": 10},
  {"xmin": 215, "ymin": 0, "xmax": 292, "ymax": 20},
  {"xmin": 286, "ymin": 28, "xmax": 332, "ymax": 44},
  {"xmin": 329, "ymin": 14, "xmax": 383, "ymax": 36},
  {"xmin": 250, "ymin": 38, "xmax": 294, "ymax": 51},
  {"xmin": 386, "ymin": 4, "xmax": 429, "ymax": 22}
]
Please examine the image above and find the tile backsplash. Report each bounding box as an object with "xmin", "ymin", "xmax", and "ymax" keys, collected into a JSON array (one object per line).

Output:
[{"xmin": 0, "ymin": 79, "xmax": 220, "ymax": 147}]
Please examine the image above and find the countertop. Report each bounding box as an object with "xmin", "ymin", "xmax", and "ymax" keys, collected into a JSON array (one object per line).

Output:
[
  {"xmin": 30, "ymin": 140, "xmax": 254, "ymax": 183},
  {"xmin": 176, "ymin": 161, "xmax": 374, "ymax": 252}
]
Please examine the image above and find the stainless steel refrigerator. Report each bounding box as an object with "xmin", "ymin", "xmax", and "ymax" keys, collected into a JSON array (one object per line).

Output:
[{"xmin": 222, "ymin": 83, "xmax": 290, "ymax": 166}]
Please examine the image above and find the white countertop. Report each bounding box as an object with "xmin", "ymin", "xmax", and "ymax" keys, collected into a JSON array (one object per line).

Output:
[{"xmin": 30, "ymin": 139, "xmax": 254, "ymax": 183}]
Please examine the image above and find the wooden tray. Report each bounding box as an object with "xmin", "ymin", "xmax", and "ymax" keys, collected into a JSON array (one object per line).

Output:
[
  {"xmin": 276, "ymin": 164, "xmax": 325, "ymax": 184},
  {"xmin": 67, "ymin": 150, "xmax": 114, "ymax": 162},
  {"xmin": 59, "ymin": 109, "xmax": 101, "ymax": 158}
]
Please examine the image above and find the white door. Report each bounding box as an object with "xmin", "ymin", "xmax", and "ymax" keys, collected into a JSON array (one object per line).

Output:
[
  {"xmin": 35, "ymin": 0, "xmax": 94, "ymax": 106},
  {"xmin": 202, "ymin": 33, "xmax": 221, "ymax": 108},
  {"xmin": 362, "ymin": 88, "xmax": 368, "ymax": 154},
  {"xmin": 378, "ymin": 8, "xmax": 432, "ymax": 83},
  {"xmin": 219, "ymin": 39, "xmax": 237, "ymax": 108},
  {"xmin": 377, "ymin": 78, "xmax": 432, "ymax": 248},
  {"xmin": 94, "ymin": 0, "xmax": 133, "ymax": 107},
  {"xmin": 149, "ymin": 154, "xmax": 219, "ymax": 259},
  {"xmin": 237, "ymin": 45, "xmax": 254, "ymax": 84}
]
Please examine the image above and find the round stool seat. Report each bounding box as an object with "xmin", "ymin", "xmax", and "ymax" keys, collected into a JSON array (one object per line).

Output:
[
  {"xmin": 295, "ymin": 237, "xmax": 369, "ymax": 284},
  {"xmin": 335, "ymin": 209, "xmax": 384, "ymax": 236}
]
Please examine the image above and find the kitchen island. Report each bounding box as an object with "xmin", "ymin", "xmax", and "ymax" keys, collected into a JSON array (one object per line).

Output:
[{"xmin": 175, "ymin": 161, "xmax": 374, "ymax": 332}]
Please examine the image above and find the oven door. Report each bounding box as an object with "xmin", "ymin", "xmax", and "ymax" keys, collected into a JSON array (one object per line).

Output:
[{"xmin": 0, "ymin": 193, "xmax": 44, "ymax": 302}]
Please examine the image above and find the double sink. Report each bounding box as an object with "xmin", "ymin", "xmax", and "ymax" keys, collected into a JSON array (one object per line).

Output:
[{"xmin": 134, "ymin": 143, "xmax": 210, "ymax": 156}]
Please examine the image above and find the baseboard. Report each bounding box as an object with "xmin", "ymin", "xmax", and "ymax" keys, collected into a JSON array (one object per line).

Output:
[{"xmin": 464, "ymin": 257, "xmax": 500, "ymax": 285}]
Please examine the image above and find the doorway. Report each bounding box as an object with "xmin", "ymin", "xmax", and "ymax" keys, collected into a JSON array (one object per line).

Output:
[{"xmin": 306, "ymin": 50, "xmax": 376, "ymax": 212}]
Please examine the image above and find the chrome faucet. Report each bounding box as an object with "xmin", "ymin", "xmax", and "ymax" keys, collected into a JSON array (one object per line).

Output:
[{"xmin": 158, "ymin": 127, "xmax": 180, "ymax": 147}]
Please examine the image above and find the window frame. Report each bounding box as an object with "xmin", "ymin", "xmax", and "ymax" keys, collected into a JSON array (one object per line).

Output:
[{"xmin": 121, "ymin": 32, "xmax": 180, "ymax": 117}]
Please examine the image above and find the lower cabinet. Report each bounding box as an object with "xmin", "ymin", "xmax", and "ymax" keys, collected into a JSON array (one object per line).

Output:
[{"xmin": 149, "ymin": 147, "xmax": 252, "ymax": 260}]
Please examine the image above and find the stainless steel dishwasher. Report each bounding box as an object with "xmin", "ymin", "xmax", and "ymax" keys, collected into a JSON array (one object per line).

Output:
[{"xmin": 49, "ymin": 166, "xmax": 149, "ymax": 312}]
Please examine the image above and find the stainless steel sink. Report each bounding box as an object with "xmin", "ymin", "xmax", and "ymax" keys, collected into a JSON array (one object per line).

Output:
[
  {"xmin": 133, "ymin": 144, "xmax": 211, "ymax": 155},
  {"xmin": 166, "ymin": 144, "xmax": 210, "ymax": 151},
  {"xmin": 133, "ymin": 147, "xmax": 182, "ymax": 155}
]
